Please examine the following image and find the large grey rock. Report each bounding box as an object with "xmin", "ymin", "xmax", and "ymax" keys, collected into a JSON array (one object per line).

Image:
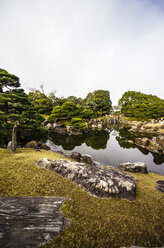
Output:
[
  {"xmin": 118, "ymin": 162, "xmax": 148, "ymax": 174},
  {"xmin": 36, "ymin": 158, "xmax": 136, "ymax": 200},
  {"xmin": 0, "ymin": 197, "xmax": 70, "ymax": 248}
]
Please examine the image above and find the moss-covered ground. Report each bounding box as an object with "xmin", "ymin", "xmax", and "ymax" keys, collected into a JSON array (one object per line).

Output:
[{"xmin": 0, "ymin": 148, "xmax": 164, "ymax": 248}]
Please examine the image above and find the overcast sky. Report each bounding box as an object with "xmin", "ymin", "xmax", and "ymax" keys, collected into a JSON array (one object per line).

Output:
[{"xmin": 0, "ymin": 0, "xmax": 164, "ymax": 105}]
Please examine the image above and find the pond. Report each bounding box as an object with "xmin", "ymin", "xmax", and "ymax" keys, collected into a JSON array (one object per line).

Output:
[{"xmin": 47, "ymin": 127, "xmax": 164, "ymax": 175}]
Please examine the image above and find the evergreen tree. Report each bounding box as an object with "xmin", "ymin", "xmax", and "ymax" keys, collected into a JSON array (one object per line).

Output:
[
  {"xmin": 84, "ymin": 90, "xmax": 112, "ymax": 116},
  {"xmin": 28, "ymin": 89, "xmax": 53, "ymax": 114},
  {"xmin": 0, "ymin": 69, "xmax": 47, "ymax": 145},
  {"xmin": 119, "ymin": 91, "xmax": 164, "ymax": 120}
]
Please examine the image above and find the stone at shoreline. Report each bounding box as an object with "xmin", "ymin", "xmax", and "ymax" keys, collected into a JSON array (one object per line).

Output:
[
  {"xmin": 25, "ymin": 140, "xmax": 37, "ymax": 149},
  {"xmin": 92, "ymin": 161, "xmax": 101, "ymax": 167},
  {"xmin": 135, "ymin": 138, "xmax": 150, "ymax": 147},
  {"xmin": 36, "ymin": 158, "xmax": 136, "ymax": 200},
  {"xmin": 64, "ymin": 151, "xmax": 94, "ymax": 165},
  {"xmin": 40, "ymin": 143, "xmax": 50, "ymax": 150},
  {"xmin": 135, "ymin": 136, "xmax": 164, "ymax": 154},
  {"xmin": 71, "ymin": 151, "xmax": 81, "ymax": 162},
  {"xmin": 0, "ymin": 196, "xmax": 70, "ymax": 248},
  {"xmin": 80, "ymin": 154, "xmax": 92, "ymax": 165},
  {"xmin": 7, "ymin": 141, "xmax": 12, "ymax": 150},
  {"xmin": 156, "ymin": 180, "xmax": 164, "ymax": 193},
  {"xmin": 65, "ymin": 152, "xmax": 100, "ymax": 167},
  {"xmin": 45, "ymin": 123, "xmax": 52, "ymax": 130},
  {"xmin": 118, "ymin": 162, "xmax": 148, "ymax": 174},
  {"xmin": 128, "ymin": 140, "xmax": 134, "ymax": 144}
]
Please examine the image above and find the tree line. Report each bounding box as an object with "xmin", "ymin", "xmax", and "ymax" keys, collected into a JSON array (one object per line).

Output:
[
  {"xmin": 0, "ymin": 68, "xmax": 164, "ymax": 146},
  {"xmin": 0, "ymin": 68, "xmax": 112, "ymax": 145},
  {"xmin": 118, "ymin": 91, "xmax": 164, "ymax": 120}
]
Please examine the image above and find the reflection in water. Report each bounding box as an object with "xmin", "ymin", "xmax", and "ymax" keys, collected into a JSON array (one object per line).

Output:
[
  {"xmin": 51, "ymin": 133, "xmax": 85, "ymax": 150},
  {"xmin": 51, "ymin": 130, "xmax": 109, "ymax": 150},
  {"xmin": 115, "ymin": 127, "xmax": 164, "ymax": 165},
  {"xmin": 49, "ymin": 128, "xmax": 164, "ymax": 175},
  {"xmin": 153, "ymin": 153, "xmax": 164, "ymax": 165},
  {"xmin": 85, "ymin": 131, "xmax": 109, "ymax": 149}
]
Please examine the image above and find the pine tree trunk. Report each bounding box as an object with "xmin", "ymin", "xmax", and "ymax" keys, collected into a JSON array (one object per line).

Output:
[{"xmin": 11, "ymin": 125, "xmax": 18, "ymax": 153}]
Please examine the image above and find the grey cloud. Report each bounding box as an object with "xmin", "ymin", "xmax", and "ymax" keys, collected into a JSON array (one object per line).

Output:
[{"xmin": 0, "ymin": 0, "xmax": 164, "ymax": 104}]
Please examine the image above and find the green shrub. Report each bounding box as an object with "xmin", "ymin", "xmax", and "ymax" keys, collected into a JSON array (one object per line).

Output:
[
  {"xmin": 68, "ymin": 110, "xmax": 81, "ymax": 118},
  {"xmin": 78, "ymin": 122, "xmax": 88, "ymax": 130},
  {"xmin": 50, "ymin": 102, "xmax": 81, "ymax": 120},
  {"xmin": 71, "ymin": 117, "xmax": 83, "ymax": 124},
  {"xmin": 71, "ymin": 118, "xmax": 88, "ymax": 130},
  {"xmin": 81, "ymin": 109, "xmax": 94, "ymax": 119},
  {"xmin": 64, "ymin": 122, "xmax": 71, "ymax": 127},
  {"xmin": 47, "ymin": 114, "xmax": 57, "ymax": 123},
  {"xmin": 60, "ymin": 122, "xmax": 72, "ymax": 127},
  {"xmin": 52, "ymin": 106, "xmax": 62, "ymax": 114},
  {"xmin": 100, "ymin": 117, "xmax": 106, "ymax": 122}
]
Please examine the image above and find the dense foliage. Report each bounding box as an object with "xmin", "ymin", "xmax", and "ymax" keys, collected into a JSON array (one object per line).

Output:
[
  {"xmin": 48, "ymin": 102, "xmax": 88, "ymax": 130},
  {"xmin": 119, "ymin": 91, "xmax": 164, "ymax": 120},
  {"xmin": 48, "ymin": 90, "xmax": 112, "ymax": 127},
  {"xmin": 0, "ymin": 69, "xmax": 47, "ymax": 145},
  {"xmin": 0, "ymin": 68, "xmax": 20, "ymax": 93},
  {"xmin": 28, "ymin": 89, "xmax": 53, "ymax": 114},
  {"xmin": 84, "ymin": 90, "xmax": 112, "ymax": 116}
]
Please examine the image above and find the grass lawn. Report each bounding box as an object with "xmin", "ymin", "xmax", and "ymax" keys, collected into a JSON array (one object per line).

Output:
[{"xmin": 0, "ymin": 148, "xmax": 164, "ymax": 248}]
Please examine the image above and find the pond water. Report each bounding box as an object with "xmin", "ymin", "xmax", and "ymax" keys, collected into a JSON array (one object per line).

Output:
[{"xmin": 47, "ymin": 127, "xmax": 164, "ymax": 175}]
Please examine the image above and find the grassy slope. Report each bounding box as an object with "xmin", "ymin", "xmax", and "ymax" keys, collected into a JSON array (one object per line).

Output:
[{"xmin": 0, "ymin": 148, "xmax": 164, "ymax": 248}]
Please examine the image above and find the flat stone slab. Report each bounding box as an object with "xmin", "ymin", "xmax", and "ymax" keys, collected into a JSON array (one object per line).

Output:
[
  {"xmin": 37, "ymin": 159, "xmax": 136, "ymax": 200},
  {"xmin": 0, "ymin": 197, "xmax": 70, "ymax": 248}
]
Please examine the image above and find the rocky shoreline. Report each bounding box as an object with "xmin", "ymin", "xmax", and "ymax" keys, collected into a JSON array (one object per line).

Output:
[
  {"xmin": 134, "ymin": 136, "xmax": 164, "ymax": 155},
  {"xmin": 4, "ymin": 114, "xmax": 164, "ymax": 158},
  {"xmin": 44, "ymin": 118, "xmax": 107, "ymax": 136},
  {"xmin": 43, "ymin": 115, "xmax": 164, "ymax": 154}
]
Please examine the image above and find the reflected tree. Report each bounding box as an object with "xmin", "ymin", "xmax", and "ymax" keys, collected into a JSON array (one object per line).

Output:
[
  {"xmin": 50, "ymin": 130, "xmax": 110, "ymax": 150},
  {"xmin": 153, "ymin": 154, "xmax": 164, "ymax": 165},
  {"xmin": 85, "ymin": 130, "xmax": 109, "ymax": 150}
]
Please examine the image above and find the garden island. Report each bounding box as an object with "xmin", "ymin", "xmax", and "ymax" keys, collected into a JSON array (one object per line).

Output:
[{"xmin": 0, "ymin": 68, "xmax": 164, "ymax": 248}]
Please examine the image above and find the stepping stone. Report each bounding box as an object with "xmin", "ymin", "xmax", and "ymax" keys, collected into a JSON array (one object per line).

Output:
[{"xmin": 0, "ymin": 196, "xmax": 70, "ymax": 248}]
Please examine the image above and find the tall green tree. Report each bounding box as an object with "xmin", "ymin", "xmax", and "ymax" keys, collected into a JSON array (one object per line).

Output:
[
  {"xmin": 28, "ymin": 89, "xmax": 53, "ymax": 114},
  {"xmin": 84, "ymin": 90, "xmax": 112, "ymax": 116},
  {"xmin": 0, "ymin": 68, "xmax": 20, "ymax": 93},
  {"xmin": 0, "ymin": 69, "xmax": 47, "ymax": 145},
  {"xmin": 119, "ymin": 91, "xmax": 164, "ymax": 119}
]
